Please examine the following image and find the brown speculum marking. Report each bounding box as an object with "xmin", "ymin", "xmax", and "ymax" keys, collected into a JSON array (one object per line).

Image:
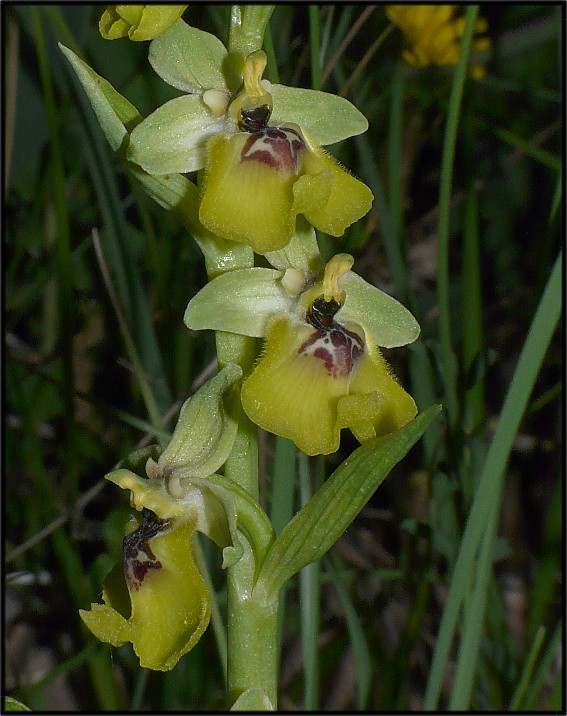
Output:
[
  {"xmin": 123, "ymin": 508, "xmax": 171, "ymax": 591},
  {"xmin": 300, "ymin": 297, "xmax": 364, "ymax": 379},
  {"xmin": 240, "ymin": 126, "xmax": 305, "ymax": 173}
]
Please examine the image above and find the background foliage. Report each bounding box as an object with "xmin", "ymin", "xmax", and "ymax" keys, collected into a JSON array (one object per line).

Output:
[{"xmin": 5, "ymin": 4, "xmax": 563, "ymax": 711}]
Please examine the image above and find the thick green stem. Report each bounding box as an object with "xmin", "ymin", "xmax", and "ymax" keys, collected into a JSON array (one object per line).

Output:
[
  {"xmin": 208, "ymin": 8, "xmax": 281, "ymax": 708},
  {"xmin": 227, "ymin": 542, "xmax": 279, "ymax": 708}
]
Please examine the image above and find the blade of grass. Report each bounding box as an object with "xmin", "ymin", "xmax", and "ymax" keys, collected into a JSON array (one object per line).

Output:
[
  {"xmin": 194, "ymin": 537, "xmax": 228, "ymax": 686},
  {"xmin": 298, "ymin": 452, "xmax": 320, "ymax": 710},
  {"xmin": 425, "ymin": 252, "xmax": 562, "ymax": 709},
  {"xmin": 92, "ymin": 229, "xmax": 166, "ymax": 448},
  {"xmin": 461, "ymin": 182, "xmax": 485, "ymax": 435},
  {"xmin": 270, "ymin": 437, "xmax": 296, "ymax": 667},
  {"xmin": 327, "ymin": 554, "xmax": 372, "ymax": 709},
  {"xmin": 509, "ymin": 625, "xmax": 547, "ymax": 710},
  {"xmin": 309, "ymin": 5, "xmax": 321, "ymax": 90},
  {"xmin": 388, "ymin": 62, "xmax": 407, "ymax": 267},
  {"xmin": 437, "ymin": 5, "xmax": 479, "ymax": 432},
  {"xmin": 58, "ymin": 21, "xmax": 173, "ymax": 414},
  {"xmin": 31, "ymin": 7, "xmax": 76, "ymax": 486},
  {"xmin": 523, "ymin": 621, "xmax": 562, "ymax": 710}
]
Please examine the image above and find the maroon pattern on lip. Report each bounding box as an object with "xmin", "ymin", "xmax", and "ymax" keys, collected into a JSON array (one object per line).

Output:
[
  {"xmin": 299, "ymin": 322, "xmax": 364, "ymax": 379},
  {"xmin": 240, "ymin": 127, "xmax": 305, "ymax": 172},
  {"xmin": 123, "ymin": 512, "xmax": 171, "ymax": 591}
]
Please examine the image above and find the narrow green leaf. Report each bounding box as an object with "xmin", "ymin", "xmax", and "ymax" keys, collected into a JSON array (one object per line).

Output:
[
  {"xmin": 509, "ymin": 625, "xmax": 547, "ymax": 710},
  {"xmin": 255, "ymin": 405, "xmax": 441, "ymax": 598},
  {"xmin": 59, "ymin": 44, "xmax": 142, "ymax": 149}
]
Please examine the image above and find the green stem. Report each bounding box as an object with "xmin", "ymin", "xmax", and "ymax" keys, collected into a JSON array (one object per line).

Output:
[{"xmin": 216, "ymin": 11, "xmax": 280, "ymax": 708}]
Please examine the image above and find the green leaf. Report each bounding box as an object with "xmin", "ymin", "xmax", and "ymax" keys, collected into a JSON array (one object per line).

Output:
[
  {"xmin": 254, "ymin": 406, "xmax": 441, "ymax": 598},
  {"xmin": 149, "ymin": 20, "xmax": 229, "ymax": 93},
  {"xmin": 127, "ymin": 95, "xmax": 227, "ymax": 174},
  {"xmin": 270, "ymin": 84, "xmax": 368, "ymax": 146},
  {"xmin": 59, "ymin": 44, "xmax": 142, "ymax": 150},
  {"xmin": 339, "ymin": 270, "xmax": 420, "ymax": 348},
  {"xmin": 4, "ymin": 697, "xmax": 31, "ymax": 712},
  {"xmin": 184, "ymin": 268, "xmax": 289, "ymax": 337}
]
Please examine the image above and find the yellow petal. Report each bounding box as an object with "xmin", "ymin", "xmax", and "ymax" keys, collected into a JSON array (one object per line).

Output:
[
  {"xmin": 344, "ymin": 347, "xmax": 417, "ymax": 439},
  {"xmin": 241, "ymin": 316, "xmax": 353, "ymax": 455},
  {"xmin": 200, "ymin": 133, "xmax": 299, "ymax": 254},
  {"xmin": 80, "ymin": 600, "xmax": 132, "ymax": 646},
  {"xmin": 296, "ymin": 149, "xmax": 373, "ymax": 236}
]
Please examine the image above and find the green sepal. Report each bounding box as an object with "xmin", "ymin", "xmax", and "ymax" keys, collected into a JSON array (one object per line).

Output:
[
  {"xmin": 158, "ymin": 363, "xmax": 242, "ymax": 475},
  {"xmin": 339, "ymin": 271, "xmax": 421, "ymax": 348},
  {"xmin": 59, "ymin": 44, "xmax": 142, "ymax": 150},
  {"xmin": 254, "ymin": 406, "xmax": 441, "ymax": 599},
  {"xmin": 270, "ymin": 84, "xmax": 369, "ymax": 146},
  {"xmin": 172, "ymin": 473, "xmax": 275, "ymax": 572},
  {"xmin": 127, "ymin": 95, "xmax": 227, "ymax": 175},
  {"xmin": 149, "ymin": 19, "xmax": 229, "ymax": 93},
  {"xmin": 184, "ymin": 268, "xmax": 289, "ymax": 338}
]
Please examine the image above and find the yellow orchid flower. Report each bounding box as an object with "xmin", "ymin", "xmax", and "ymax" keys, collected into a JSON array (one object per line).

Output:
[
  {"xmin": 198, "ymin": 52, "xmax": 373, "ymax": 253},
  {"xmin": 79, "ymin": 365, "xmax": 272, "ymax": 671},
  {"xmin": 185, "ymin": 250, "xmax": 420, "ymax": 455},
  {"xmin": 124, "ymin": 20, "xmax": 373, "ymax": 254},
  {"xmin": 81, "ymin": 509, "xmax": 209, "ymax": 671},
  {"xmin": 241, "ymin": 256, "xmax": 417, "ymax": 454}
]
